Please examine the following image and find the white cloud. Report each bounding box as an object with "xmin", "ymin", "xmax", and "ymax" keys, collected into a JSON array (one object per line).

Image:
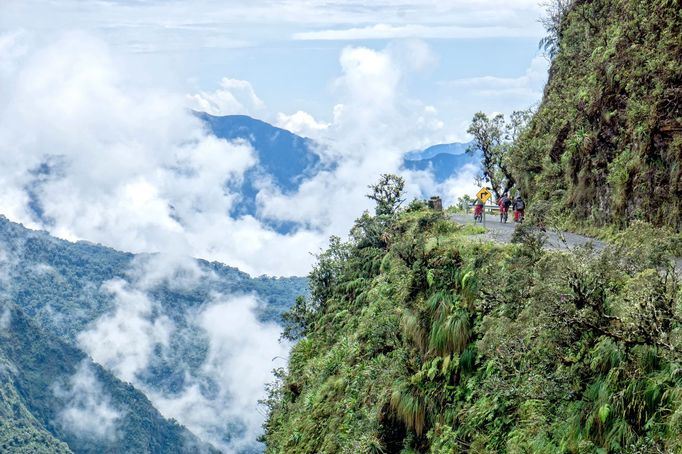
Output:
[
  {"xmin": 53, "ymin": 361, "xmax": 123, "ymax": 441},
  {"xmin": 408, "ymin": 163, "xmax": 481, "ymax": 205},
  {"xmin": 128, "ymin": 253, "xmax": 204, "ymax": 291},
  {"xmin": 443, "ymin": 54, "xmax": 549, "ymax": 99},
  {"xmin": 150, "ymin": 294, "xmax": 290, "ymax": 452},
  {"xmin": 75, "ymin": 256, "xmax": 291, "ymax": 452},
  {"xmin": 258, "ymin": 43, "xmax": 467, "ymax": 230},
  {"xmin": 275, "ymin": 110, "xmax": 329, "ymax": 138},
  {"xmin": 0, "ymin": 242, "xmax": 20, "ymax": 294},
  {"xmin": 78, "ymin": 279, "xmax": 174, "ymax": 382},
  {"xmin": 293, "ymin": 23, "xmax": 543, "ymax": 41},
  {"xmin": 187, "ymin": 78, "xmax": 265, "ymax": 116},
  {"xmin": 0, "ymin": 30, "xmax": 28, "ymax": 77},
  {"xmin": 387, "ymin": 39, "xmax": 437, "ymax": 72},
  {"xmin": 0, "ymin": 306, "xmax": 10, "ymax": 331}
]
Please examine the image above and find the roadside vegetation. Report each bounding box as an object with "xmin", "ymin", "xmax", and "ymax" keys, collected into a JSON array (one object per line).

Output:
[{"xmin": 263, "ymin": 175, "xmax": 682, "ymax": 453}]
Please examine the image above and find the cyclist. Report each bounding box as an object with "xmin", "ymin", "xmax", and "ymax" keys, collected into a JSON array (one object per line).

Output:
[
  {"xmin": 473, "ymin": 198, "xmax": 484, "ymax": 223},
  {"xmin": 498, "ymin": 193, "xmax": 511, "ymax": 223},
  {"xmin": 513, "ymin": 195, "xmax": 526, "ymax": 222}
]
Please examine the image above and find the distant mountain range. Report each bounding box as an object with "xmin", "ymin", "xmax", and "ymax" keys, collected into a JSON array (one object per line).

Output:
[
  {"xmin": 402, "ymin": 141, "xmax": 472, "ymax": 161},
  {"xmin": 402, "ymin": 149, "xmax": 479, "ymax": 183},
  {"xmin": 0, "ymin": 215, "xmax": 307, "ymax": 453},
  {"xmin": 196, "ymin": 113, "xmax": 327, "ymax": 219},
  {"xmin": 197, "ymin": 113, "xmax": 479, "ymax": 232}
]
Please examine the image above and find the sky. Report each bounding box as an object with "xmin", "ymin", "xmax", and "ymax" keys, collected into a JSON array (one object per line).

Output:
[
  {"xmin": 1, "ymin": 0, "xmax": 547, "ymax": 139},
  {"xmin": 0, "ymin": 0, "xmax": 550, "ymax": 276}
]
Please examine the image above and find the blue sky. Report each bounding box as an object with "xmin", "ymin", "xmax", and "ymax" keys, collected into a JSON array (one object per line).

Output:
[{"xmin": 2, "ymin": 0, "xmax": 548, "ymax": 141}]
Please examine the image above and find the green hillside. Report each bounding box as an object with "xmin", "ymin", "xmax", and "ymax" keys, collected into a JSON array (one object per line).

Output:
[
  {"xmin": 0, "ymin": 361, "xmax": 73, "ymax": 454},
  {"xmin": 0, "ymin": 215, "xmax": 306, "ymax": 343},
  {"xmin": 0, "ymin": 303, "xmax": 218, "ymax": 453},
  {"xmin": 509, "ymin": 0, "xmax": 682, "ymax": 230},
  {"xmin": 263, "ymin": 194, "xmax": 682, "ymax": 452},
  {"xmin": 0, "ymin": 215, "xmax": 307, "ymax": 452}
]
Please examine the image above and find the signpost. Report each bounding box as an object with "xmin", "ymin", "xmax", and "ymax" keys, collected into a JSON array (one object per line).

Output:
[
  {"xmin": 476, "ymin": 187, "xmax": 492, "ymax": 204},
  {"xmin": 476, "ymin": 187, "xmax": 492, "ymax": 226}
]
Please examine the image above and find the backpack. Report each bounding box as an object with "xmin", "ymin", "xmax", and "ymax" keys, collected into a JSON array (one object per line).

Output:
[
  {"xmin": 503, "ymin": 197, "xmax": 512, "ymax": 208},
  {"xmin": 516, "ymin": 199, "xmax": 525, "ymax": 209}
]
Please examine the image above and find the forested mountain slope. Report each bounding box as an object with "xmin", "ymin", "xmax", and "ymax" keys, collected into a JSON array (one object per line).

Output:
[
  {"xmin": 510, "ymin": 0, "xmax": 682, "ymax": 229},
  {"xmin": 0, "ymin": 215, "xmax": 307, "ymax": 452},
  {"xmin": 263, "ymin": 193, "xmax": 682, "ymax": 453},
  {"xmin": 0, "ymin": 215, "xmax": 306, "ymax": 341},
  {"xmin": 0, "ymin": 303, "xmax": 217, "ymax": 453}
]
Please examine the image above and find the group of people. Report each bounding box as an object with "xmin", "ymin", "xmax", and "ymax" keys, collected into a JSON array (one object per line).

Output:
[
  {"xmin": 473, "ymin": 192, "xmax": 525, "ymax": 223},
  {"xmin": 497, "ymin": 193, "xmax": 525, "ymax": 223}
]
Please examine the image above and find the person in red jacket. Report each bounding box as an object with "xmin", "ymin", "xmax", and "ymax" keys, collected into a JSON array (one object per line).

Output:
[
  {"xmin": 473, "ymin": 199, "xmax": 484, "ymax": 223},
  {"xmin": 513, "ymin": 195, "xmax": 525, "ymax": 222},
  {"xmin": 498, "ymin": 193, "xmax": 511, "ymax": 223}
]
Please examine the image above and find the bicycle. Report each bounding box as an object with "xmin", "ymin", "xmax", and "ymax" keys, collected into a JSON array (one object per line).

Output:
[
  {"xmin": 499, "ymin": 206, "xmax": 508, "ymax": 223},
  {"xmin": 473, "ymin": 204, "xmax": 483, "ymax": 223}
]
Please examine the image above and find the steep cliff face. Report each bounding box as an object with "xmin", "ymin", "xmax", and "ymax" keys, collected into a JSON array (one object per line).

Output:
[{"xmin": 511, "ymin": 0, "xmax": 682, "ymax": 229}]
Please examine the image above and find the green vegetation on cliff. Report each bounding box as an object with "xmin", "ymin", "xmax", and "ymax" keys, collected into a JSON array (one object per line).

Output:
[
  {"xmin": 263, "ymin": 183, "xmax": 682, "ymax": 453},
  {"xmin": 509, "ymin": 0, "xmax": 682, "ymax": 230}
]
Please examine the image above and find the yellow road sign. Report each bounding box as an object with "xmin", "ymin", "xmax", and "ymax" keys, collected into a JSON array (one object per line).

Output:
[{"xmin": 477, "ymin": 187, "xmax": 492, "ymax": 203}]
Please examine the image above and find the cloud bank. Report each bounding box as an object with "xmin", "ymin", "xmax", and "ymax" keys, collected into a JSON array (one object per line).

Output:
[
  {"xmin": 2, "ymin": 1, "xmax": 544, "ymax": 53},
  {"xmin": 187, "ymin": 78, "xmax": 266, "ymax": 117},
  {"xmin": 0, "ymin": 32, "xmax": 325, "ymax": 276},
  {"xmin": 78, "ymin": 279, "xmax": 174, "ymax": 383},
  {"xmin": 77, "ymin": 255, "xmax": 290, "ymax": 452},
  {"xmin": 293, "ymin": 23, "xmax": 543, "ymax": 41},
  {"xmin": 149, "ymin": 294, "xmax": 290, "ymax": 452},
  {"xmin": 0, "ymin": 31, "xmax": 486, "ymax": 276}
]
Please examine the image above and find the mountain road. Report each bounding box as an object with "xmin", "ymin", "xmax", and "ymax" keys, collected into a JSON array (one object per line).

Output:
[
  {"xmin": 451, "ymin": 213, "xmax": 604, "ymax": 251},
  {"xmin": 451, "ymin": 213, "xmax": 682, "ymax": 271}
]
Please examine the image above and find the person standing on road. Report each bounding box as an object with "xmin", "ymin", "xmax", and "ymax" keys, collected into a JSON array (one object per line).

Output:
[{"xmin": 513, "ymin": 194, "xmax": 525, "ymax": 222}]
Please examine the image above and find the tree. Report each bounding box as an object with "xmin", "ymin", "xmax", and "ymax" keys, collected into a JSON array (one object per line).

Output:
[
  {"xmin": 467, "ymin": 113, "xmax": 513, "ymax": 199},
  {"xmin": 308, "ymin": 236, "xmax": 351, "ymax": 309},
  {"xmin": 281, "ymin": 295, "xmax": 315, "ymax": 341},
  {"xmin": 366, "ymin": 174, "xmax": 405, "ymax": 216},
  {"xmin": 467, "ymin": 110, "xmax": 533, "ymax": 199},
  {"xmin": 457, "ymin": 195, "xmax": 474, "ymax": 211},
  {"xmin": 538, "ymin": 0, "xmax": 573, "ymax": 59}
]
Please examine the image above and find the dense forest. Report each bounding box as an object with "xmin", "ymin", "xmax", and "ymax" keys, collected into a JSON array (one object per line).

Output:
[
  {"xmin": 0, "ymin": 216, "xmax": 307, "ymax": 452},
  {"xmin": 0, "ymin": 303, "xmax": 218, "ymax": 453}
]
